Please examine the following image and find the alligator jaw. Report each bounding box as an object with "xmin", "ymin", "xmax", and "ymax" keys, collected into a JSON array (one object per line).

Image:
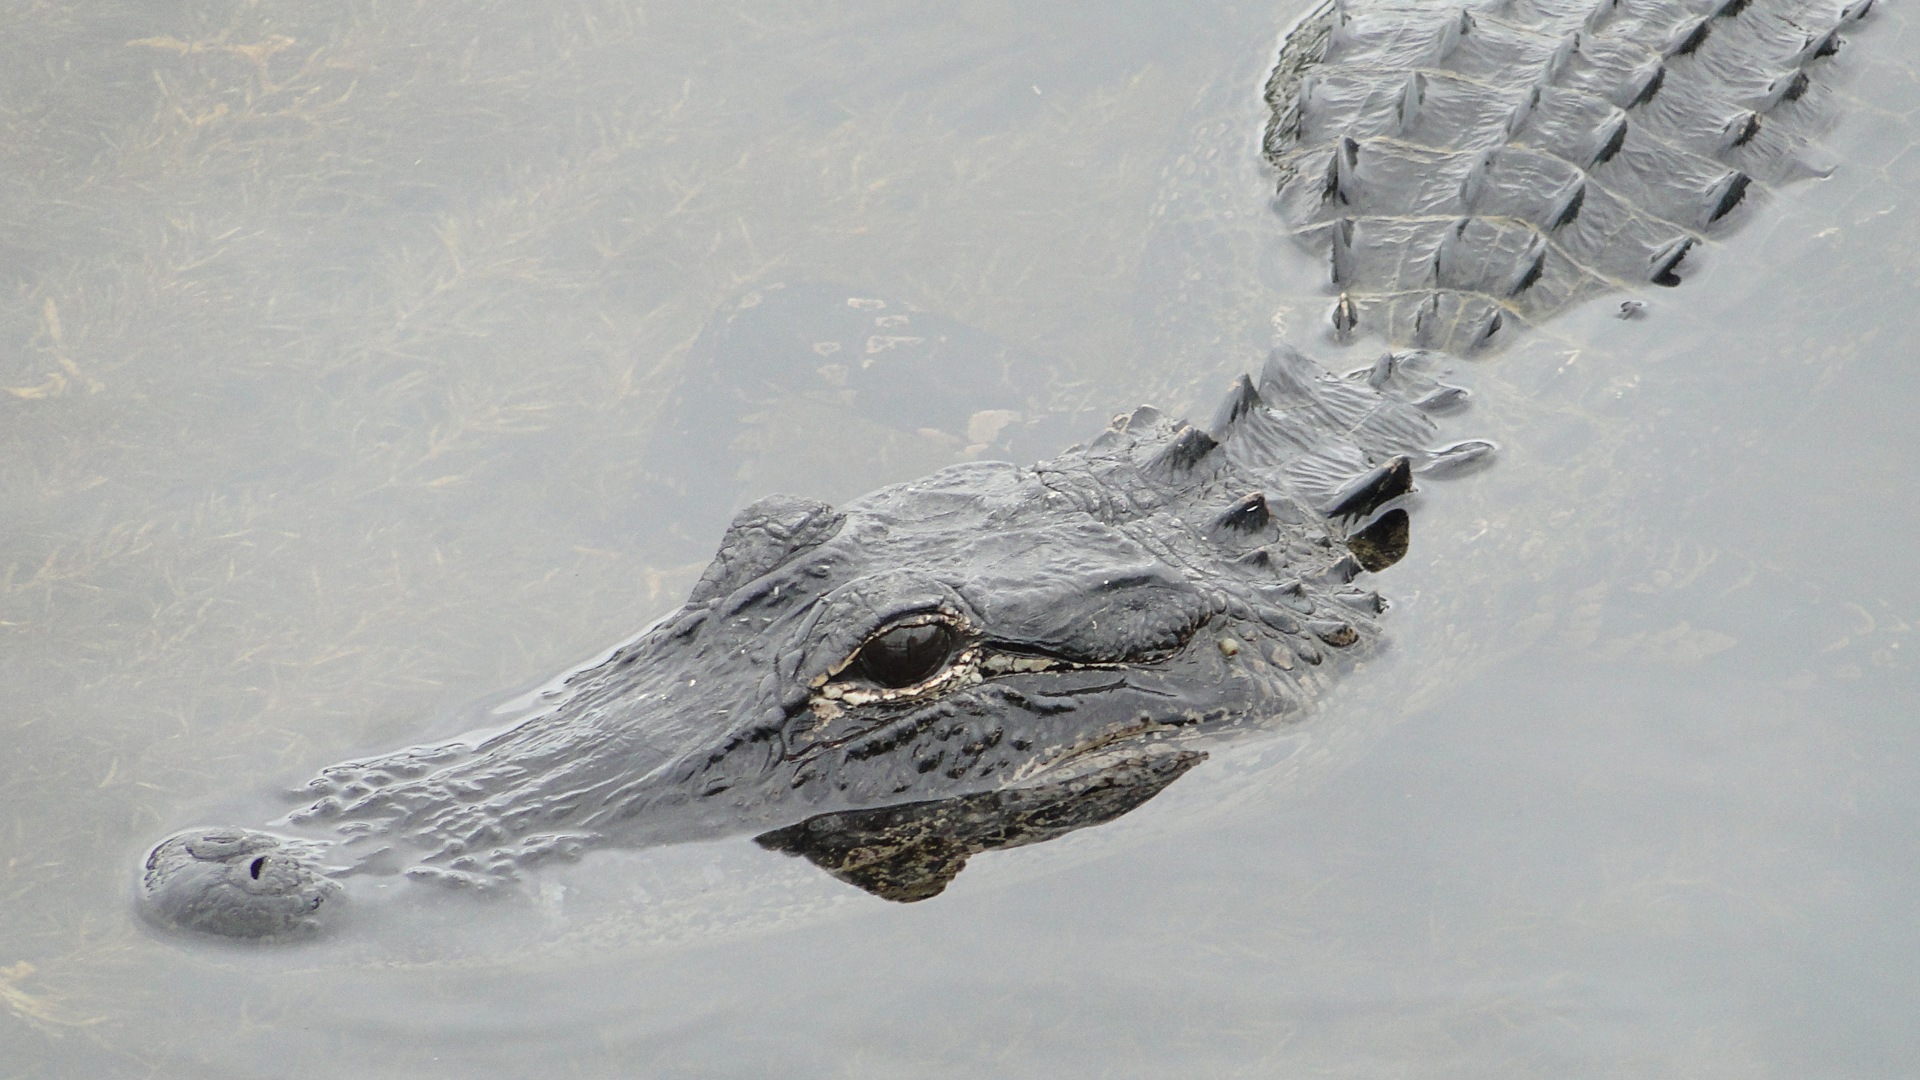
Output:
[{"xmin": 137, "ymin": 828, "xmax": 342, "ymax": 940}]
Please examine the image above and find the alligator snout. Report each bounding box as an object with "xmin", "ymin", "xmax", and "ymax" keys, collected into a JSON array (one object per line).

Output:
[{"xmin": 138, "ymin": 828, "xmax": 340, "ymax": 939}]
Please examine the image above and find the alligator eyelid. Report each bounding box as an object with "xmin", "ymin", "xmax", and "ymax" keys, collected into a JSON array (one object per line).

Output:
[{"xmin": 823, "ymin": 610, "xmax": 968, "ymax": 675}]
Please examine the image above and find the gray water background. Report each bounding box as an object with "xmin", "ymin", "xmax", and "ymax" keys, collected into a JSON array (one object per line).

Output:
[{"xmin": 2, "ymin": 1, "xmax": 1916, "ymax": 1076}]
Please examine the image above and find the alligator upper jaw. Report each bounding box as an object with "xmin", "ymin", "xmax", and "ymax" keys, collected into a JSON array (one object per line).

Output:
[{"xmin": 137, "ymin": 828, "xmax": 344, "ymax": 941}]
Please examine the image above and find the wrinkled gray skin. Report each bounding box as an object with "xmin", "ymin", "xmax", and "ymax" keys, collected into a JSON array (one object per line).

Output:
[
  {"xmin": 138, "ymin": 0, "xmax": 1874, "ymax": 939},
  {"xmin": 140, "ymin": 347, "xmax": 1480, "ymax": 938}
]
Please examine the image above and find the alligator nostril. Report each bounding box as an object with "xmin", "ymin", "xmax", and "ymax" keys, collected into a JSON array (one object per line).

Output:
[{"xmin": 249, "ymin": 856, "xmax": 266, "ymax": 880}]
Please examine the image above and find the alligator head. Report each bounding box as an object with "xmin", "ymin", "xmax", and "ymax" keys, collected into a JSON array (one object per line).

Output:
[{"xmin": 137, "ymin": 346, "xmax": 1486, "ymax": 939}]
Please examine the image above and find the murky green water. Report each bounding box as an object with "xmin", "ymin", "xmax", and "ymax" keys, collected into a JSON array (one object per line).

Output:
[{"xmin": 3, "ymin": 1, "xmax": 1916, "ymax": 1076}]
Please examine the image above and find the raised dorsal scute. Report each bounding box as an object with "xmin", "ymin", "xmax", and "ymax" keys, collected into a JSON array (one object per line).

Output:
[
  {"xmin": 1147, "ymin": 424, "xmax": 1221, "ymax": 482},
  {"xmin": 1323, "ymin": 455, "xmax": 1413, "ymax": 521},
  {"xmin": 1214, "ymin": 492, "xmax": 1274, "ymax": 534},
  {"xmin": 1208, "ymin": 373, "xmax": 1266, "ymax": 440}
]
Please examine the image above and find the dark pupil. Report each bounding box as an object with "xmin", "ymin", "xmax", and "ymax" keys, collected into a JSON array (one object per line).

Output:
[{"xmin": 850, "ymin": 622, "xmax": 956, "ymax": 689}]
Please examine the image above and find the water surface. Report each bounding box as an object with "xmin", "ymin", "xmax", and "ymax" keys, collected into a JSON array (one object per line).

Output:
[{"xmin": 2, "ymin": 1, "xmax": 1916, "ymax": 1076}]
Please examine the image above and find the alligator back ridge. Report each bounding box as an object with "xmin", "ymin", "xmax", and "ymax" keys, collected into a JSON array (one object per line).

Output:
[{"xmin": 1263, "ymin": 0, "xmax": 1875, "ymax": 352}]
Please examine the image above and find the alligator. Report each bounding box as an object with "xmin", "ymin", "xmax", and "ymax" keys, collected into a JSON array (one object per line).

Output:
[{"xmin": 137, "ymin": 0, "xmax": 1876, "ymax": 939}]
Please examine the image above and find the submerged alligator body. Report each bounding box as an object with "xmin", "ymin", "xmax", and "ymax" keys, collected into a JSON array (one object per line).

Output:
[{"xmin": 138, "ymin": 0, "xmax": 1875, "ymax": 939}]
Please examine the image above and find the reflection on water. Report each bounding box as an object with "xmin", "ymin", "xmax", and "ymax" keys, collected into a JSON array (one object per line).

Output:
[
  {"xmin": 2, "ymin": 0, "xmax": 1917, "ymax": 1076},
  {"xmin": 758, "ymin": 749, "xmax": 1204, "ymax": 903}
]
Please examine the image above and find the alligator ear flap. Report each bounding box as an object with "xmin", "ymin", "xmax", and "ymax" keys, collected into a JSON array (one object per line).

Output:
[{"xmin": 688, "ymin": 494, "xmax": 845, "ymax": 604}]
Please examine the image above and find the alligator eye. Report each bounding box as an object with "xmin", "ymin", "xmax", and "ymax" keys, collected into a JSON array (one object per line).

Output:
[{"xmin": 848, "ymin": 621, "xmax": 958, "ymax": 689}]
